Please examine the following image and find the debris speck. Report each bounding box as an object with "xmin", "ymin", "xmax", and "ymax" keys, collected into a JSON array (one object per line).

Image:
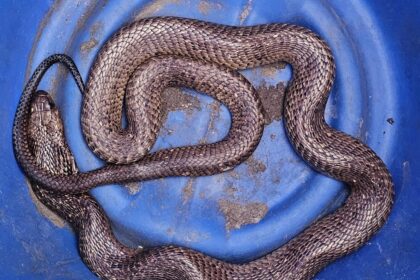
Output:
[
  {"xmin": 386, "ymin": 117, "xmax": 394, "ymax": 125},
  {"xmin": 198, "ymin": 0, "xmax": 223, "ymax": 15},
  {"xmin": 125, "ymin": 182, "xmax": 141, "ymax": 195}
]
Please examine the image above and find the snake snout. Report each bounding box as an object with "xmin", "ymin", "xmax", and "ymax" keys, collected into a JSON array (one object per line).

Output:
[{"xmin": 31, "ymin": 90, "xmax": 55, "ymax": 112}]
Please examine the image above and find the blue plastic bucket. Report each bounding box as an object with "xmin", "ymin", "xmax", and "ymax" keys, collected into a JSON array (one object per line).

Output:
[{"xmin": 1, "ymin": 1, "xmax": 419, "ymax": 279}]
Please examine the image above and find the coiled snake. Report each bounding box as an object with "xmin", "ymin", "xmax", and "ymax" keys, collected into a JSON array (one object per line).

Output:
[{"xmin": 13, "ymin": 17, "xmax": 393, "ymax": 279}]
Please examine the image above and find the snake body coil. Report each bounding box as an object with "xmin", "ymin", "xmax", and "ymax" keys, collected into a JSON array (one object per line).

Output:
[{"xmin": 14, "ymin": 17, "xmax": 393, "ymax": 279}]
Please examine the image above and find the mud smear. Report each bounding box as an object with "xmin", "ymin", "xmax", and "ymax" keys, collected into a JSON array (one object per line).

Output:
[
  {"xmin": 218, "ymin": 199, "xmax": 268, "ymax": 231},
  {"xmin": 198, "ymin": 0, "xmax": 223, "ymax": 15},
  {"xmin": 182, "ymin": 178, "xmax": 195, "ymax": 204},
  {"xmin": 245, "ymin": 155, "xmax": 267, "ymax": 175},
  {"xmin": 239, "ymin": 0, "xmax": 253, "ymax": 24},
  {"xmin": 257, "ymin": 81, "xmax": 286, "ymax": 125},
  {"xmin": 80, "ymin": 38, "xmax": 98, "ymax": 53},
  {"xmin": 259, "ymin": 63, "xmax": 287, "ymax": 78},
  {"xmin": 161, "ymin": 88, "xmax": 201, "ymax": 122},
  {"xmin": 27, "ymin": 182, "xmax": 66, "ymax": 228},
  {"xmin": 135, "ymin": 0, "xmax": 181, "ymax": 19},
  {"xmin": 75, "ymin": 2, "xmax": 99, "ymax": 31},
  {"xmin": 80, "ymin": 22, "xmax": 103, "ymax": 54}
]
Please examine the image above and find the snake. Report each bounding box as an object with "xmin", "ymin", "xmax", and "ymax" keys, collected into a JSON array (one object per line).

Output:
[{"xmin": 13, "ymin": 17, "xmax": 394, "ymax": 279}]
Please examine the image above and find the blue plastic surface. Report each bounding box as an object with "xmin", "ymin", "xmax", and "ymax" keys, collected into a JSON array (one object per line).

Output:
[{"xmin": 1, "ymin": 0, "xmax": 419, "ymax": 279}]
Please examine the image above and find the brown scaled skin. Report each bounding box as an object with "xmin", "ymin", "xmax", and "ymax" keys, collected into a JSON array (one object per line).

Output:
[{"xmin": 15, "ymin": 17, "xmax": 393, "ymax": 280}]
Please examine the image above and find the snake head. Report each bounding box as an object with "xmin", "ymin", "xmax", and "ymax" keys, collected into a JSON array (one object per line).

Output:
[
  {"xmin": 28, "ymin": 90, "xmax": 77, "ymax": 175},
  {"xmin": 29, "ymin": 90, "xmax": 64, "ymax": 133},
  {"xmin": 28, "ymin": 91, "xmax": 66, "ymax": 153},
  {"xmin": 30, "ymin": 91, "xmax": 56, "ymax": 124}
]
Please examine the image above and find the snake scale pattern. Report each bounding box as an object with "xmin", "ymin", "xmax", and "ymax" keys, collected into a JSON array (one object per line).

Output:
[{"xmin": 13, "ymin": 17, "xmax": 393, "ymax": 279}]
